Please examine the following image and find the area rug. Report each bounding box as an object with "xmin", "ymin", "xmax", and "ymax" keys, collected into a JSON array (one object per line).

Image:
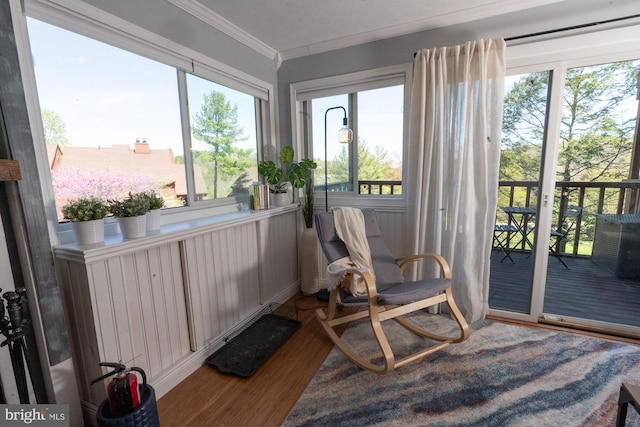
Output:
[{"xmin": 283, "ymin": 314, "xmax": 640, "ymax": 426}]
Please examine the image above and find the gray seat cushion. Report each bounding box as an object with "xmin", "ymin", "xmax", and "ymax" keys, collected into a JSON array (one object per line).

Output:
[
  {"xmin": 316, "ymin": 209, "xmax": 449, "ymax": 305},
  {"xmin": 315, "ymin": 209, "xmax": 404, "ymax": 288}
]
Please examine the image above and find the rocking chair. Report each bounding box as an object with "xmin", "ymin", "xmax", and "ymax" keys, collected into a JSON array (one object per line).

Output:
[{"xmin": 314, "ymin": 208, "xmax": 469, "ymax": 374}]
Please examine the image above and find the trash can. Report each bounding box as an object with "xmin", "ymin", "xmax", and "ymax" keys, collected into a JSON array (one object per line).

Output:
[{"xmin": 96, "ymin": 384, "xmax": 159, "ymax": 427}]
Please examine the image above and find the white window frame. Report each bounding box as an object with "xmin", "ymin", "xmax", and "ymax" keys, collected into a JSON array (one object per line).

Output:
[
  {"xmin": 290, "ymin": 64, "xmax": 412, "ymax": 211},
  {"xmin": 489, "ymin": 23, "xmax": 640, "ymax": 328},
  {"xmin": 12, "ymin": 0, "xmax": 276, "ymax": 238}
]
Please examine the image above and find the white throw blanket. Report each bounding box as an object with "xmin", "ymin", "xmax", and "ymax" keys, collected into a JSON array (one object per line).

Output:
[{"xmin": 326, "ymin": 207, "xmax": 375, "ymax": 296}]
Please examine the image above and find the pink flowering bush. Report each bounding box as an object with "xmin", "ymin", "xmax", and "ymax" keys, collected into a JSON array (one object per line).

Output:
[{"xmin": 52, "ymin": 167, "xmax": 158, "ymax": 221}]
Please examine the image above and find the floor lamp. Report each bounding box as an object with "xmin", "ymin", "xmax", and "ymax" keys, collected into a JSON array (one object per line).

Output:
[{"xmin": 324, "ymin": 106, "xmax": 353, "ymax": 211}]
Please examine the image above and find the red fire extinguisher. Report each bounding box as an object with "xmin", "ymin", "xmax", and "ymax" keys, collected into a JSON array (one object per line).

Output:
[{"xmin": 91, "ymin": 362, "xmax": 147, "ymax": 418}]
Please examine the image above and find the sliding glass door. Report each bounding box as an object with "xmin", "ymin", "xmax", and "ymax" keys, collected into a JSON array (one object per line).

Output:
[
  {"xmin": 489, "ymin": 71, "xmax": 549, "ymax": 315},
  {"xmin": 540, "ymin": 59, "xmax": 640, "ymax": 334},
  {"xmin": 490, "ymin": 52, "xmax": 640, "ymax": 337}
]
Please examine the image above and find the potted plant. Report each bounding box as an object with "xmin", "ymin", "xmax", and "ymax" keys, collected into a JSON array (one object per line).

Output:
[
  {"xmin": 140, "ymin": 191, "xmax": 165, "ymax": 232},
  {"xmin": 299, "ymin": 173, "xmax": 322, "ymax": 295},
  {"xmin": 108, "ymin": 192, "xmax": 151, "ymax": 239},
  {"xmin": 258, "ymin": 147, "xmax": 317, "ymax": 207},
  {"xmin": 62, "ymin": 197, "xmax": 109, "ymax": 245}
]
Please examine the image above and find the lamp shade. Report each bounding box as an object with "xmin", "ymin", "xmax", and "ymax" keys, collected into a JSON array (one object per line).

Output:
[{"xmin": 338, "ymin": 117, "xmax": 353, "ymax": 144}]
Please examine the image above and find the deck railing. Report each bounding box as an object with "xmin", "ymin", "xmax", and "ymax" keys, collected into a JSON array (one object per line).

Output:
[
  {"xmin": 317, "ymin": 180, "xmax": 403, "ymax": 194},
  {"xmin": 497, "ymin": 180, "xmax": 640, "ymax": 256},
  {"xmin": 317, "ymin": 178, "xmax": 640, "ymax": 257}
]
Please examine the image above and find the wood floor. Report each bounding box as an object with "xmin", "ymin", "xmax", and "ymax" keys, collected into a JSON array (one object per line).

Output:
[
  {"xmin": 156, "ymin": 294, "xmax": 354, "ymax": 427},
  {"xmin": 157, "ymin": 289, "xmax": 639, "ymax": 426}
]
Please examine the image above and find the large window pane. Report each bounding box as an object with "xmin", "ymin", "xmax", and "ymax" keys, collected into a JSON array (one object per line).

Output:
[
  {"xmin": 489, "ymin": 70, "xmax": 550, "ymax": 314},
  {"xmin": 309, "ymin": 85, "xmax": 404, "ymax": 195},
  {"xmin": 357, "ymin": 86, "xmax": 403, "ymax": 195},
  {"xmin": 185, "ymin": 74, "xmax": 258, "ymax": 201},
  {"xmin": 27, "ymin": 18, "xmax": 185, "ymax": 221},
  {"xmin": 311, "ymin": 94, "xmax": 350, "ymax": 191}
]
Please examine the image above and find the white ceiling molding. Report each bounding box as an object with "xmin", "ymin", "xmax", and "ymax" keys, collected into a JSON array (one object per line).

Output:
[
  {"xmin": 278, "ymin": 0, "xmax": 565, "ymax": 60},
  {"xmin": 166, "ymin": 0, "xmax": 565, "ymax": 63},
  {"xmin": 165, "ymin": 0, "xmax": 279, "ymax": 64}
]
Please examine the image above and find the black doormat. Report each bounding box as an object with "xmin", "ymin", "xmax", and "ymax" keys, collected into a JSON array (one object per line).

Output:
[{"xmin": 206, "ymin": 304, "xmax": 301, "ymax": 377}]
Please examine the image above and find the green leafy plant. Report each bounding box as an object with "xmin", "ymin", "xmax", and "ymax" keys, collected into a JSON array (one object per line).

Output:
[
  {"xmin": 302, "ymin": 175, "xmax": 315, "ymax": 228},
  {"xmin": 140, "ymin": 191, "xmax": 165, "ymax": 210},
  {"xmin": 62, "ymin": 197, "xmax": 109, "ymax": 222},
  {"xmin": 108, "ymin": 192, "xmax": 151, "ymax": 218},
  {"xmin": 258, "ymin": 147, "xmax": 317, "ymax": 193}
]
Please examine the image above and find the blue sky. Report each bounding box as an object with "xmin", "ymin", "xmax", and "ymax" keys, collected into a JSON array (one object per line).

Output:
[{"xmin": 27, "ymin": 17, "xmax": 257, "ymax": 157}]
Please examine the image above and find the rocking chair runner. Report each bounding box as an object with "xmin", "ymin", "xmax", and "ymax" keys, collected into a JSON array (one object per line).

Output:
[{"xmin": 314, "ymin": 209, "xmax": 469, "ymax": 374}]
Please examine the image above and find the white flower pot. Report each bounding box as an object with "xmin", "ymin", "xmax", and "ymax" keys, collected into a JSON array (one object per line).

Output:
[
  {"xmin": 72, "ymin": 219, "xmax": 105, "ymax": 245},
  {"xmin": 271, "ymin": 192, "xmax": 291, "ymax": 207},
  {"xmin": 300, "ymin": 226, "xmax": 321, "ymax": 295},
  {"xmin": 146, "ymin": 209, "xmax": 161, "ymax": 232},
  {"xmin": 119, "ymin": 215, "xmax": 147, "ymax": 239}
]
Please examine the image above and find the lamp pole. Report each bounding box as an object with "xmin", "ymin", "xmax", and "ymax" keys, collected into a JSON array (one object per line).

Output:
[{"xmin": 324, "ymin": 106, "xmax": 353, "ymax": 211}]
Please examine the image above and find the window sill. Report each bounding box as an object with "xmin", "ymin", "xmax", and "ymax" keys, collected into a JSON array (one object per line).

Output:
[{"xmin": 54, "ymin": 204, "xmax": 300, "ymax": 262}]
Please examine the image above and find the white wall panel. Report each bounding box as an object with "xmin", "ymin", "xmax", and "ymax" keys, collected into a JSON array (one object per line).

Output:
[
  {"xmin": 54, "ymin": 207, "xmax": 301, "ymax": 419},
  {"xmin": 182, "ymin": 222, "xmax": 261, "ymax": 349},
  {"xmin": 257, "ymin": 210, "xmax": 298, "ymax": 302}
]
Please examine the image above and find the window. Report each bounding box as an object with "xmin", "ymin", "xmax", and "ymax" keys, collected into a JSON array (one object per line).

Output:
[
  {"xmin": 292, "ymin": 65, "xmax": 410, "ymax": 201},
  {"xmin": 25, "ymin": 16, "xmax": 267, "ymax": 222},
  {"xmin": 185, "ymin": 74, "xmax": 258, "ymax": 202}
]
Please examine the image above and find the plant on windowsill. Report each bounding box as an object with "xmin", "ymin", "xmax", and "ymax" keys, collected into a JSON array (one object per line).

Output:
[
  {"xmin": 108, "ymin": 192, "xmax": 151, "ymax": 239},
  {"xmin": 258, "ymin": 147, "xmax": 317, "ymax": 207},
  {"xmin": 62, "ymin": 197, "xmax": 109, "ymax": 245},
  {"xmin": 140, "ymin": 191, "xmax": 165, "ymax": 232}
]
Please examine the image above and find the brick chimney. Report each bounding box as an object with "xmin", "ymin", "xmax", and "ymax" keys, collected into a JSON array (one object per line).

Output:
[{"xmin": 135, "ymin": 138, "xmax": 150, "ymax": 154}]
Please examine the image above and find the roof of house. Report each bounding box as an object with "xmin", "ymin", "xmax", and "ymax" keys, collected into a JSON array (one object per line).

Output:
[{"xmin": 46, "ymin": 142, "xmax": 208, "ymax": 197}]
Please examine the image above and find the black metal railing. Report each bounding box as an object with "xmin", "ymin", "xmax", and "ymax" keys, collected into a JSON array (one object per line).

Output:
[
  {"xmin": 315, "ymin": 180, "xmax": 403, "ymax": 194},
  {"xmin": 497, "ymin": 180, "xmax": 640, "ymax": 256}
]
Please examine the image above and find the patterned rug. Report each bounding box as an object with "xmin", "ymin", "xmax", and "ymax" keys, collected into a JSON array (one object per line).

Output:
[{"xmin": 283, "ymin": 313, "xmax": 640, "ymax": 426}]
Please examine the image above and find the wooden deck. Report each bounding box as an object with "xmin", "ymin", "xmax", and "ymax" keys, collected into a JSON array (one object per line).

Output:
[{"xmin": 489, "ymin": 251, "xmax": 640, "ymax": 328}]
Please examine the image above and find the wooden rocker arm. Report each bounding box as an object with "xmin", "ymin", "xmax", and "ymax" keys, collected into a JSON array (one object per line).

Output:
[
  {"xmin": 340, "ymin": 267, "xmax": 378, "ymax": 301},
  {"xmin": 396, "ymin": 253, "xmax": 451, "ymax": 278}
]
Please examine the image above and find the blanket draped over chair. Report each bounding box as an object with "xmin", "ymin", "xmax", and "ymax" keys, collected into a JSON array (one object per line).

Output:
[{"xmin": 326, "ymin": 207, "xmax": 376, "ymax": 296}]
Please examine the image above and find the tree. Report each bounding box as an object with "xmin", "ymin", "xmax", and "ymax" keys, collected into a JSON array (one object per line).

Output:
[
  {"xmin": 191, "ymin": 91, "xmax": 251, "ymax": 198},
  {"xmin": 327, "ymin": 140, "xmax": 399, "ymax": 187},
  {"xmin": 41, "ymin": 108, "xmax": 70, "ymax": 147},
  {"xmin": 501, "ymin": 61, "xmax": 639, "ymax": 184}
]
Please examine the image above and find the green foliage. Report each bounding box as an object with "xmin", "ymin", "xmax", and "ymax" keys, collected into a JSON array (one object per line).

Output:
[
  {"xmin": 257, "ymin": 160, "xmax": 284, "ymax": 188},
  {"xmin": 258, "ymin": 147, "xmax": 317, "ymax": 193},
  {"xmin": 328, "ymin": 140, "xmax": 397, "ymax": 184},
  {"xmin": 302, "ymin": 175, "xmax": 315, "ymax": 228},
  {"xmin": 41, "ymin": 108, "xmax": 70, "ymax": 147},
  {"xmin": 108, "ymin": 192, "xmax": 151, "ymax": 217},
  {"xmin": 501, "ymin": 61, "xmax": 639, "ymax": 184},
  {"xmin": 191, "ymin": 91, "xmax": 251, "ymax": 199},
  {"xmin": 62, "ymin": 197, "xmax": 108, "ymax": 222},
  {"xmin": 140, "ymin": 191, "xmax": 165, "ymax": 210}
]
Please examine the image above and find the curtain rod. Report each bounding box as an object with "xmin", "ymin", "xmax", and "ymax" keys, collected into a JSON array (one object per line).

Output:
[
  {"xmin": 413, "ymin": 13, "xmax": 640, "ymax": 57},
  {"xmin": 504, "ymin": 13, "xmax": 640, "ymax": 42}
]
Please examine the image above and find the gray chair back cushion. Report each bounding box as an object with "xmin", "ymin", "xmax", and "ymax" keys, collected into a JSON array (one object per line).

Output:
[{"xmin": 315, "ymin": 209, "xmax": 404, "ymax": 288}]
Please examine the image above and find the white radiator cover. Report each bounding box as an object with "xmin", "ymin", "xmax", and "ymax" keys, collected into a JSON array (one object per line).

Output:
[{"xmin": 54, "ymin": 208, "xmax": 300, "ymax": 423}]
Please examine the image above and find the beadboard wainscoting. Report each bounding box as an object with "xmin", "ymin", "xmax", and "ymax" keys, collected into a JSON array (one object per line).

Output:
[{"xmin": 54, "ymin": 207, "xmax": 300, "ymax": 425}]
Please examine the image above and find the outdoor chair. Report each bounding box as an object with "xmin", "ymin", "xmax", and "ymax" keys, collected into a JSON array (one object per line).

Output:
[
  {"xmin": 549, "ymin": 205, "xmax": 583, "ymax": 269},
  {"xmin": 493, "ymin": 223, "xmax": 519, "ymax": 263},
  {"xmin": 314, "ymin": 208, "xmax": 469, "ymax": 374}
]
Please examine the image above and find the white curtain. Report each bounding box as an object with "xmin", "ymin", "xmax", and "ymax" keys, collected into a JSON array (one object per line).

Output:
[{"xmin": 408, "ymin": 38, "xmax": 506, "ymax": 322}]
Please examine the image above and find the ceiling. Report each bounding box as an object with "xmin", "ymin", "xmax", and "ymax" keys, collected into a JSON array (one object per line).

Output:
[{"xmin": 166, "ymin": 0, "xmax": 566, "ymax": 61}]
